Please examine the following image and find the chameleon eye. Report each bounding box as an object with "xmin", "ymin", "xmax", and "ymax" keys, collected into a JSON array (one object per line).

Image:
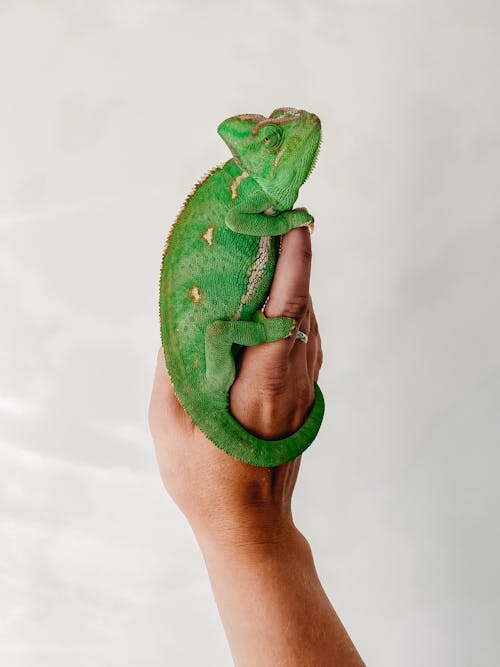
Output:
[{"xmin": 261, "ymin": 124, "xmax": 283, "ymax": 150}]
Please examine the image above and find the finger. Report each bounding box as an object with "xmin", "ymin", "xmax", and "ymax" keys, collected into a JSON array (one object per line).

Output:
[
  {"xmin": 289, "ymin": 294, "xmax": 311, "ymax": 369},
  {"xmin": 263, "ymin": 227, "xmax": 312, "ymax": 352},
  {"xmin": 306, "ymin": 300, "xmax": 319, "ymax": 383},
  {"xmin": 309, "ymin": 306, "xmax": 323, "ymax": 382},
  {"xmin": 314, "ymin": 331, "xmax": 323, "ymax": 382}
]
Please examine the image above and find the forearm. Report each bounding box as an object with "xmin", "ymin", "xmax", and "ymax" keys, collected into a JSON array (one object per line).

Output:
[{"xmin": 196, "ymin": 525, "xmax": 364, "ymax": 667}]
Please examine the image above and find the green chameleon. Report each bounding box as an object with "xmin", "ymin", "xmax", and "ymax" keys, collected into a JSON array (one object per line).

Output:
[{"xmin": 159, "ymin": 107, "xmax": 324, "ymax": 467}]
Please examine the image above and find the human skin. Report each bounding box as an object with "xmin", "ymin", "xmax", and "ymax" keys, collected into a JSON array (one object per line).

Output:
[{"xmin": 149, "ymin": 227, "xmax": 364, "ymax": 666}]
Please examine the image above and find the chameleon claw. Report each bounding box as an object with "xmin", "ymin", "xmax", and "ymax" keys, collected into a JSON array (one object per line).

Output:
[{"xmin": 302, "ymin": 220, "xmax": 314, "ymax": 235}]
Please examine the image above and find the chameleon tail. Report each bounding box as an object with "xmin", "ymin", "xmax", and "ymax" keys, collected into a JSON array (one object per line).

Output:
[{"xmin": 193, "ymin": 382, "xmax": 325, "ymax": 467}]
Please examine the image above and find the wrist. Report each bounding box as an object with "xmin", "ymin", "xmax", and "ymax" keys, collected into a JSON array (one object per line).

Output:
[
  {"xmin": 194, "ymin": 518, "xmax": 310, "ymax": 564},
  {"xmin": 186, "ymin": 488, "xmax": 296, "ymax": 553}
]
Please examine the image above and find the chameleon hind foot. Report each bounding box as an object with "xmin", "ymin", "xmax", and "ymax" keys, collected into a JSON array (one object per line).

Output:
[{"xmin": 204, "ymin": 313, "xmax": 295, "ymax": 392}]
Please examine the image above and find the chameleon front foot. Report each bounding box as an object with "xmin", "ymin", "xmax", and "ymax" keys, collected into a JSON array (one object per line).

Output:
[{"xmin": 204, "ymin": 314, "xmax": 295, "ymax": 392}]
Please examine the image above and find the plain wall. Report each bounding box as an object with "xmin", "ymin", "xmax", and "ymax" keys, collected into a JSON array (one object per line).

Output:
[{"xmin": 1, "ymin": 1, "xmax": 499, "ymax": 665}]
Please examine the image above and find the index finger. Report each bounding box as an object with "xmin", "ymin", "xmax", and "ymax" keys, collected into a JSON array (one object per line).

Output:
[{"xmin": 263, "ymin": 226, "xmax": 312, "ymax": 326}]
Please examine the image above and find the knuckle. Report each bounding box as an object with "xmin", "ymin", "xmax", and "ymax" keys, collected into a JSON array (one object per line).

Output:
[
  {"xmin": 280, "ymin": 294, "xmax": 309, "ymax": 321},
  {"xmin": 262, "ymin": 373, "xmax": 288, "ymax": 397},
  {"xmin": 260, "ymin": 362, "xmax": 289, "ymax": 396}
]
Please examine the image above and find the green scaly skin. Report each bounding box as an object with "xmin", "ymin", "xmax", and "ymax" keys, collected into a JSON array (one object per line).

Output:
[{"xmin": 159, "ymin": 108, "xmax": 324, "ymax": 467}]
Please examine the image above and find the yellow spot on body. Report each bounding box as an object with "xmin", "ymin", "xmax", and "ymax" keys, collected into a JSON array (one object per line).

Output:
[
  {"xmin": 201, "ymin": 225, "xmax": 215, "ymax": 245},
  {"xmin": 230, "ymin": 170, "xmax": 249, "ymax": 200},
  {"xmin": 188, "ymin": 285, "xmax": 203, "ymax": 303}
]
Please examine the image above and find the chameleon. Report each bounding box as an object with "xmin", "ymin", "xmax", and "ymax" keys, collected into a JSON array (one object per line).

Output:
[{"xmin": 159, "ymin": 107, "xmax": 324, "ymax": 467}]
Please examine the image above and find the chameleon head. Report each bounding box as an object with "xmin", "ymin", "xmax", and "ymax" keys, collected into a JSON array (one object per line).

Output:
[{"xmin": 217, "ymin": 108, "xmax": 321, "ymax": 207}]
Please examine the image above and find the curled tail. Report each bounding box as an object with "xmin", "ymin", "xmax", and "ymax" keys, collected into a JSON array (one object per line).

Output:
[{"xmin": 187, "ymin": 382, "xmax": 325, "ymax": 467}]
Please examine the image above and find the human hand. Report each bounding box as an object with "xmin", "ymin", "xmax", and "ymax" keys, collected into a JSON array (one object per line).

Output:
[{"xmin": 148, "ymin": 226, "xmax": 323, "ymax": 547}]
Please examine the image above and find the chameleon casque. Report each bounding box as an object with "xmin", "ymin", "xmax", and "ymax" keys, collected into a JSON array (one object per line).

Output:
[{"xmin": 159, "ymin": 107, "xmax": 324, "ymax": 467}]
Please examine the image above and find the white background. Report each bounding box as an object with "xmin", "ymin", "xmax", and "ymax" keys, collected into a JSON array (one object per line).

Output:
[{"xmin": 1, "ymin": 1, "xmax": 499, "ymax": 665}]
